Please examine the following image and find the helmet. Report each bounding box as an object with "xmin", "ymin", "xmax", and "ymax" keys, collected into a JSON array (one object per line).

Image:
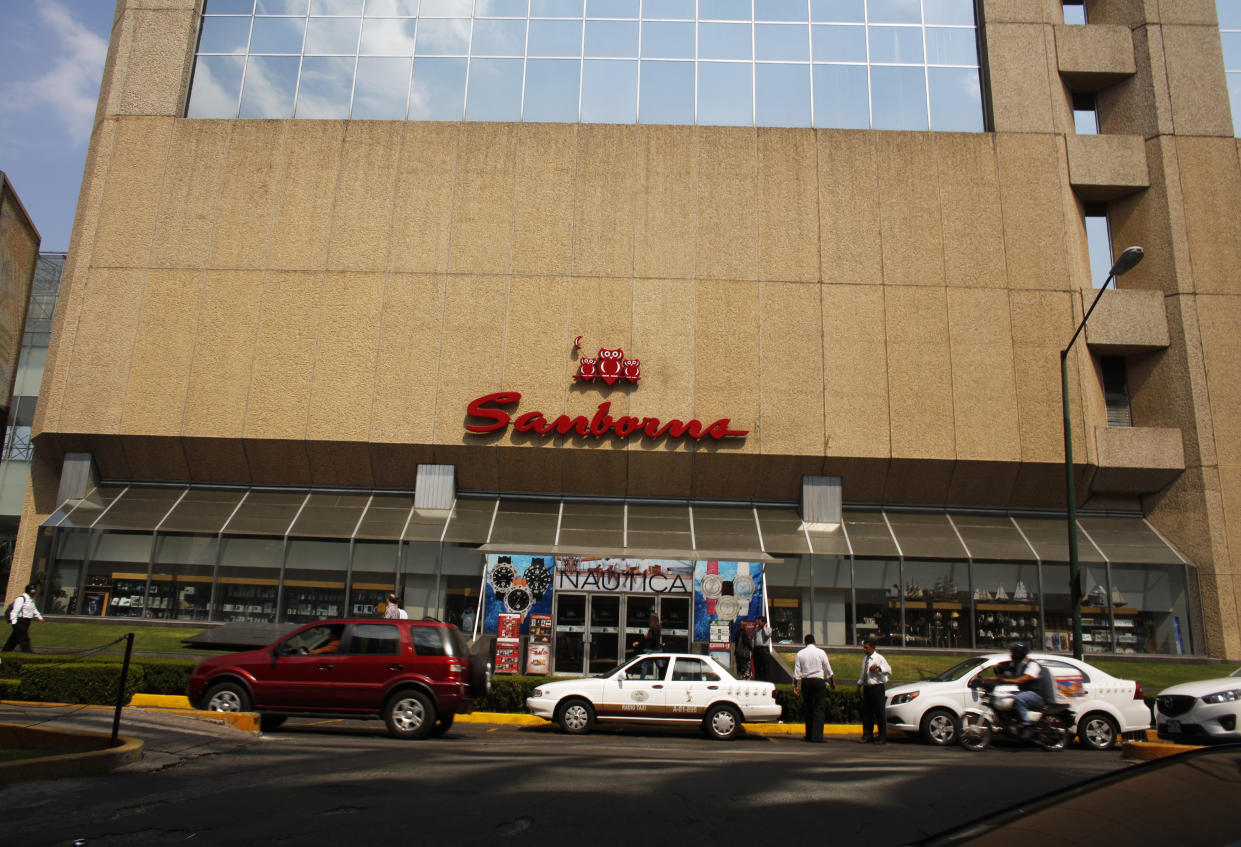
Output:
[{"xmin": 1009, "ymin": 642, "xmax": 1028, "ymax": 662}]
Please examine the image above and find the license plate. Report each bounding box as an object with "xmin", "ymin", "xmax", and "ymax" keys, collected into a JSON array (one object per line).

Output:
[{"xmin": 1167, "ymin": 720, "xmax": 1181, "ymax": 734}]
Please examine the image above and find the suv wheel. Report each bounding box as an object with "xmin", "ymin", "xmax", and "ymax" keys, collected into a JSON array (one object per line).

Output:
[
  {"xmin": 259, "ymin": 714, "xmax": 287, "ymax": 732},
  {"xmin": 557, "ymin": 698, "xmax": 595, "ymax": 734},
  {"xmin": 384, "ymin": 690, "xmax": 435, "ymax": 740},
  {"xmin": 428, "ymin": 713, "xmax": 454, "ymax": 737},
  {"xmin": 205, "ymin": 681, "xmax": 251, "ymax": 713}
]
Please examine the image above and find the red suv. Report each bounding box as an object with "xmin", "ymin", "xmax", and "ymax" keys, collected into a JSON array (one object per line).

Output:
[{"xmin": 187, "ymin": 618, "xmax": 490, "ymax": 739}]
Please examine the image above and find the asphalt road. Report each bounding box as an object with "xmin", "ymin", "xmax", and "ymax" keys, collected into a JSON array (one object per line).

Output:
[{"xmin": 2, "ymin": 705, "xmax": 1134, "ymax": 847}]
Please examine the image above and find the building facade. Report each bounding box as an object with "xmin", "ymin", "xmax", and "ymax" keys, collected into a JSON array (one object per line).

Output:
[{"xmin": 8, "ymin": 0, "xmax": 1241, "ymax": 665}]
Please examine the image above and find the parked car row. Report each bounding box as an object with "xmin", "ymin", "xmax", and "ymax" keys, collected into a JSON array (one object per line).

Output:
[{"xmin": 188, "ymin": 619, "xmax": 1238, "ymax": 748}]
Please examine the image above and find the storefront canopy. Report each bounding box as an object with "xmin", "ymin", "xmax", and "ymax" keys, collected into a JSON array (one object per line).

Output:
[{"xmin": 41, "ymin": 486, "xmax": 1187, "ymax": 566}]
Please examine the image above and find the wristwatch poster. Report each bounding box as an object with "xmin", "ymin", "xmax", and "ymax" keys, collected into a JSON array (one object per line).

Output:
[
  {"xmin": 485, "ymin": 554, "xmax": 556, "ymax": 636},
  {"xmin": 694, "ymin": 560, "xmax": 765, "ymax": 642}
]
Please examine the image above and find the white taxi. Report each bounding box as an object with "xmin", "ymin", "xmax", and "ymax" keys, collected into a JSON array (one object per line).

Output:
[
  {"xmin": 526, "ymin": 653, "xmax": 781, "ymax": 740},
  {"xmin": 884, "ymin": 653, "xmax": 1151, "ymax": 749}
]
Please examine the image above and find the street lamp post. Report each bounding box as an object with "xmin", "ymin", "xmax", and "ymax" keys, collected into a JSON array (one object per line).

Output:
[{"xmin": 1061, "ymin": 245, "xmax": 1144, "ymax": 660}]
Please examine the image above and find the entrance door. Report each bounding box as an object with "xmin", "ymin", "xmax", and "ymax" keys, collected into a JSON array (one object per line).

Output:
[
  {"xmin": 660, "ymin": 596, "xmax": 690, "ymax": 653},
  {"xmin": 625, "ymin": 595, "xmax": 656, "ymax": 658},
  {"xmin": 554, "ymin": 594, "xmax": 587, "ymax": 674},
  {"xmin": 588, "ymin": 595, "xmax": 621, "ymax": 674}
]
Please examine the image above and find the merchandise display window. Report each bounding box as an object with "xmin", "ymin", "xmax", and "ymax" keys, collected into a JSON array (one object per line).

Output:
[
  {"xmin": 282, "ymin": 539, "xmax": 349, "ymax": 623},
  {"xmin": 853, "ymin": 558, "xmax": 902, "ymax": 646},
  {"xmin": 150, "ymin": 533, "xmax": 218, "ymax": 621},
  {"xmin": 213, "ymin": 536, "xmax": 283, "ymax": 622},
  {"xmin": 969, "ymin": 561, "xmax": 1041, "ymax": 651},
  {"xmin": 899, "ymin": 560, "xmax": 970, "ymax": 648},
  {"xmin": 1108, "ymin": 563, "xmax": 1192, "ymax": 655}
]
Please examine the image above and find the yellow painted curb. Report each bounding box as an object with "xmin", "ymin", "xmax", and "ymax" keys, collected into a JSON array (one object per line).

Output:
[
  {"xmin": 1122, "ymin": 740, "xmax": 1204, "ymax": 761},
  {"xmin": 0, "ymin": 722, "xmax": 143, "ymax": 785},
  {"xmin": 131, "ymin": 694, "xmax": 191, "ymax": 709}
]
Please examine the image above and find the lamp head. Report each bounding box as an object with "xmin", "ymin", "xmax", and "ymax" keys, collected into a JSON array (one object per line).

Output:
[{"xmin": 1109, "ymin": 246, "xmax": 1144, "ymax": 278}]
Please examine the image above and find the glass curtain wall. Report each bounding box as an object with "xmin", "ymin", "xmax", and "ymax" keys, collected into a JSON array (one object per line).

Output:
[{"xmin": 189, "ymin": 0, "xmax": 984, "ymax": 130}]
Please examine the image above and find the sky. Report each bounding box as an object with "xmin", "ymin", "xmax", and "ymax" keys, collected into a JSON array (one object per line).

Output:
[{"xmin": 0, "ymin": 0, "xmax": 114, "ymax": 252}]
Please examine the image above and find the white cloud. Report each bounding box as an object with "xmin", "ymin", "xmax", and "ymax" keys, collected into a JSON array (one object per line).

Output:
[{"xmin": 2, "ymin": 0, "xmax": 109, "ymax": 147}]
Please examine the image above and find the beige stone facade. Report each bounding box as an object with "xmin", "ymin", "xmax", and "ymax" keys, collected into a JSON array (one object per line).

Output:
[{"xmin": 9, "ymin": 0, "xmax": 1241, "ymax": 658}]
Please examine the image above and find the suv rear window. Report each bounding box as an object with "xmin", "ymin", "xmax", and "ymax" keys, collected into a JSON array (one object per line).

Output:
[
  {"xmin": 346, "ymin": 623, "xmax": 401, "ymax": 655},
  {"xmin": 412, "ymin": 626, "xmax": 448, "ymax": 657}
]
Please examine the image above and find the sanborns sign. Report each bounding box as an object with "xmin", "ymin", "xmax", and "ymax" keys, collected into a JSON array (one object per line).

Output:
[{"xmin": 465, "ymin": 392, "xmax": 748, "ymax": 441}]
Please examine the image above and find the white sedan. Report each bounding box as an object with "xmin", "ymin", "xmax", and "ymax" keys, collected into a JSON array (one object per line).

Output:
[
  {"xmin": 884, "ymin": 653, "xmax": 1151, "ymax": 750},
  {"xmin": 526, "ymin": 653, "xmax": 782, "ymax": 740},
  {"xmin": 1155, "ymin": 667, "xmax": 1241, "ymax": 743}
]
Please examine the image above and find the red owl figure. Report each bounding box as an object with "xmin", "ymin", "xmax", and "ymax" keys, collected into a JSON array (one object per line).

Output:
[
  {"xmin": 575, "ymin": 356, "xmax": 598, "ymax": 382},
  {"xmin": 622, "ymin": 358, "xmax": 641, "ymax": 383},
  {"xmin": 597, "ymin": 348, "xmax": 624, "ymax": 385}
]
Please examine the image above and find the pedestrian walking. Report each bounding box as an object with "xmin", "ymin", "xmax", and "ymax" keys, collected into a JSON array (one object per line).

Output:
[
  {"xmin": 793, "ymin": 633, "xmax": 835, "ymax": 743},
  {"xmin": 752, "ymin": 615, "xmax": 773, "ymax": 681},
  {"xmin": 3, "ymin": 584, "xmax": 44, "ymax": 653},
  {"xmin": 857, "ymin": 638, "xmax": 892, "ymax": 744}
]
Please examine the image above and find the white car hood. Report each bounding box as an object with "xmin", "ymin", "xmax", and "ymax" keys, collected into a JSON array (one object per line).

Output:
[{"xmin": 1159, "ymin": 676, "xmax": 1241, "ymax": 698}]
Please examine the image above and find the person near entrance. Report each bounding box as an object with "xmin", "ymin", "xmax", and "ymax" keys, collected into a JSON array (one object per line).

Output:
[
  {"xmin": 857, "ymin": 639, "xmax": 892, "ymax": 744},
  {"xmin": 733, "ymin": 621, "xmax": 753, "ymax": 679},
  {"xmin": 4, "ymin": 584, "xmax": 44, "ymax": 653},
  {"xmin": 793, "ymin": 634, "xmax": 834, "ymax": 742},
  {"xmin": 643, "ymin": 612, "xmax": 662, "ymax": 652},
  {"xmin": 752, "ymin": 616, "xmax": 773, "ymax": 681}
]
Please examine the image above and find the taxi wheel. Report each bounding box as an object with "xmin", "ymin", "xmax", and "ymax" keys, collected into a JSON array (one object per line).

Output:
[
  {"xmin": 921, "ymin": 708, "xmax": 960, "ymax": 746},
  {"xmin": 205, "ymin": 681, "xmax": 251, "ymax": 713},
  {"xmin": 1078, "ymin": 713, "xmax": 1119, "ymax": 750},
  {"xmin": 384, "ymin": 690, "xmax": 434, "ymax": 740},
  {"xmin": 704, "ymin": 705, "xmax": 742, "ymax": 741},
  {"xmin": 557, "ymin": 698, "xmax": 595, "ymax": 735}
]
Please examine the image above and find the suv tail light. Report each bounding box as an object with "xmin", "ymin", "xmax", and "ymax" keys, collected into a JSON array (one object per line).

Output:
[
  {"xmin": 1134, "ymin": 682, "xmax": 1144, "ymax": 701},
  {"xmin": 449, "ymin": 662, "xmax": 467, "ymax": 678}
]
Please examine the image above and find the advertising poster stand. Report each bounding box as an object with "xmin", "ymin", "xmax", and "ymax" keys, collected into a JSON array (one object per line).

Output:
[
  {"xmin": 495, "ymin": 613, "xmax": 522, "ymax": 675},
  {"xmin": 526, "ymin": 614, "xmax": 551, "ymax": 674}
]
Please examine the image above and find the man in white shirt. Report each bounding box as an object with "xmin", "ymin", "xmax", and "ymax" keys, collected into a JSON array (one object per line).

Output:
[
  {"xmin": 383, "ymin": 593, "xmax": 402, "ymax": 619},
  {"xmin": 4, "ymin": 584, "xmax": 44, "ymax": 653},
  {"xmin": 857, "ymin": 639, "xmax": 892, "ymax": 744},
  {"xmin": 793, "ymin": 634, "xmax": 835, "ymax": 743}
]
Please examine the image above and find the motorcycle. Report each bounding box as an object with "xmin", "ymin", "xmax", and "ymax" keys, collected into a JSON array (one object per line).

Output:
[{"xmin": 959, "ymin": 677, "xmax": 1074, "ymax": 752}]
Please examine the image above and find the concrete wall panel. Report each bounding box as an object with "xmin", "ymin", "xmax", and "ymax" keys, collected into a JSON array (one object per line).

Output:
[
  {"xmin": 389, "ymin": 123, "xmax": 459, "ymax": 274},
  {"xmin": 121, "ymin": 269, "xmax": 201, "ymax": 435},
  {"xmin": 243, "ymin": 271, "xmax": 323, "ymax": 439},
  {"xmin": 821, "ymin": 284, "xmax": 889, "ymax": 459},
  {"xmin": 90, "ymin": 117, "xmax": 173, "ymax": 268},
  {"xmin": 696, "ymin": 128, "xmax": 758, "ymax": 281},
  {"xmin": 151, "ymin": 120, "xmax": 228, "ymax": 269},
  {"xmin": 269, "ymin": 122, "xmax": 344, "ymax": 271},
  {"xmin": 327, "ymin": 123, "xmax": 401, "ymax": 272},
  {"xmin": 937, "ymin": 134, "xmax": 1007, "ymax": 289},
  {"xmin": 948, "ymin": 287, "xmax": 1022, "ymax": 461},
  {"xmin": 996, "ymin": 134, "xmax": 1072, "ymax": 290},
  {"xmin": 634, "ymin": 126, "xmax": 696, "ymax": 280},
  {"xmin": 574, "ymin": 124, "xmax": 636, "ymax": 278},
  {"xmin": 307, "ymin": 272, "xmax": 385, "ymax": 442},
  {"xmin": 758, "ymin": 282, "xmax": 824, "ymax": 455},
  {"xmin": 757, "ymin": 128, "xmax": 819, "ymax": 283},
  {"xmin": 512, "ymin": 124, "xmax": 575, "ymax": 276},
  {"xmin": 183, "ymin": 270, "xmax": 263, "ymax": 439},
  {"xmin": 208, "ymin": 121, "xmax": 286, "ymax": 271},
  {"xmin": 449, "ymin": 123, "xmax": 517, "ymax": 275},
  {"xmin": 885, "ymin": 286, "xmax": 954, "ymax": 459},
  {"xmin": 877, "ymin": 133, "xmax": 944, "ymax": 287},
  {"xmin": 817, "ymin": 132, "xmax": 882, "ymax": 285}
]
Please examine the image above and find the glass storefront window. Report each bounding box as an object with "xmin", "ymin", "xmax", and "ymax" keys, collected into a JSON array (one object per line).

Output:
[
  {"xmin": 350, "ymin": 540, "xmax": 399, "ymax": 616},
  {"xmin": 282, "ymin": 538, "xmax": 348, "ymax": 622},
  {"xmin": 1041, "ymin": 561, "xmax": 1113, "ymax": 654},
  {"xmin": 810, "ymin": 555, "xmax": 849, "ymax": 646},
  {"xmin": 900, "ymin": 560, "xmax": 969, "ymax": 648},
  {"xmin": 853, "ymin": 558, "xmax": 901, "ymax": 646},
  {"xmin": 1109, "ymin": 562, "xmax": 1192, "ymax": 655},
  {"xmin": 969, "ymin": 561, "xmax": 1041, "ymax": 652},
  {"xmin": 151, "ymin": 533, "xmax": 219, "ymax": 621},
  {"xmin": 84, "ymin": 531, "xmax": 155, "ymax": 618},
  {"xmin": 215, "ymin": 536, "xmax": 283, "ymax": 622}
]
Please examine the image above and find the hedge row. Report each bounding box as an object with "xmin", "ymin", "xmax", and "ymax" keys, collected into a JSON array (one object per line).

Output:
[{"xmin": 0, "ymin": 654, "xmax": 193, "ymax": 703}]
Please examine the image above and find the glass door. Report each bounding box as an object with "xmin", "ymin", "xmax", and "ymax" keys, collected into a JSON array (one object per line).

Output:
[
  {"xmin": 660, "ymin": 596, "xmax": 690, "ymax": 653},
  {"xmin": 624, "ymin": 595, "xmax": 656, "ymax": 658},
  {"xmin": 554, "ymin": 594, "xmax": 587, "ymax": 674},
  {"xmin": 588, "ymin": 595, "xmax": 621, "ymax": 674}
]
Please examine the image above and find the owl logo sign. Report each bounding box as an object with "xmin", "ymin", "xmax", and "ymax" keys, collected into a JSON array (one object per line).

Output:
[{"xmin": 574, "ymin": 337, "xmax": 639, "ymax": 385}]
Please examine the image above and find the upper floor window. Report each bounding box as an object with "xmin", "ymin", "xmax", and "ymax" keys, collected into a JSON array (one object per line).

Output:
[
  {"xmin": 187, "ymin": 0, "xmax": 985, "ymax": 131},
  {"xmin": 1062, "ymin": 1, "xmax": 1086, "ymax": 25},
  {"xmin": 1220, "ymin": 0, "xmax": 1241, "ymax": 135}
]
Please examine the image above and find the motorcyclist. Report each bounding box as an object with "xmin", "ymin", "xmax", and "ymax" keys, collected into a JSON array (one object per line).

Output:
[{"xmin": 989, "ymin": 642, "xmax": 1057, "ymax": 732}]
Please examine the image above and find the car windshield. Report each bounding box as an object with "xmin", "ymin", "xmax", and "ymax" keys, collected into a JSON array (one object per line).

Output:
[{"xmin": 930, "ymin": 656, "xmax": 990, "ymax": 682}]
